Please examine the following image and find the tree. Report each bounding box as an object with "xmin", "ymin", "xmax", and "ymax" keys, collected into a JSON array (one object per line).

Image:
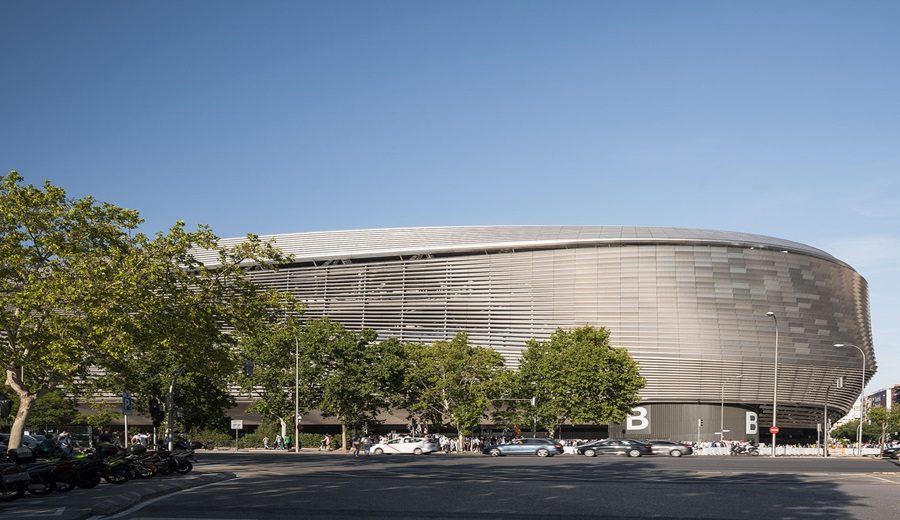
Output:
[
  {"xmin": 405, "ymin": 332, "xmax": 507, "ymax": 451},
  {"xmin": 866, "ymin": 406, "xmax": 900, "ymax": 448},
  {"xmin": 306, "ymin": 319, "xmax": 409, "ymax": 452},
  {"xmin": 1, "ymin": 171, "xmax": 144, "ymax": 449},
  {"xmin": 515, "ymin": 326, "xmax": 645, "ymax": 435},
  {"xmin": 238, "ymin": 318, "xmax": 318, "ymax": 437},
  {"xmin": 1, "ymin": 171, "xmax": 300, "ymax": 448},
  {"xmin": 95, "ymin": 222, "xmax": 301, "ymax": 437},
  {"xmin": 831, "ymin": 419, "xmax": 882, "ymax": 444}
]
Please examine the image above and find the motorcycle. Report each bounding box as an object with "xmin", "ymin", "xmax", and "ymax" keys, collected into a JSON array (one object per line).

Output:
[
  {"xmin": 122, "ymin": 445, "xmax": 156, "ymax": 479},
  {"xmin": 170, "ymin": 440, "xmax": 196, "ymax": 474},
  {"xmin": 730, "ymin": 443, "xmax": 760, "ymax": 456},
  {"xmin": 46, "ymin": 448, "xmax": 103, "ymax": 490},
  {"xmin": 93, "ymin": 445, "xmax": 131, "ymax": 484},
  {"xmin": 0, "ymin": 452, "xmax": 31, "ymax": 502}
]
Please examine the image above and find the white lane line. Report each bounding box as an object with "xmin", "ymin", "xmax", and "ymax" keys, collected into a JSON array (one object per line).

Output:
[{"xmin": 0, "ymin": 506, "xmax": 65, "ymax": 517}]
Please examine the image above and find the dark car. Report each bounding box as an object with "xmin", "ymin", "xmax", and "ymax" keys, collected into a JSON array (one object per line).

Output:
[
  {"xmin": 881, "ymin": 446, "xmax": 899, "ymax": 459},
  {"xmin": 577, "ymin": 439, "xmax": 652, "ymax": 457},
  {"xmin": 648, "ymin": 440, "xmax": 694, "ymax": 457},
  {"xmin": 483, "ymin": 438, "xmax": 564, "ymax": 457},
  {"xmin": 0, "ymin": 433, "xmax": 42, "ymax": 452}
]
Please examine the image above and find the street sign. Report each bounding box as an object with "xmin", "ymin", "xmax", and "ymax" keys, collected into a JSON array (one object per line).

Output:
[
  {"xmin": 122, "ymin": 392, "xmax": 133, "ymax": 416},
  {"xmin": 231, "ymin": 419, "xmax": 244, "ymax": 430},
  {"xmin": 769, "ymin": 425, "xmax": 780, "ymax": 435}
]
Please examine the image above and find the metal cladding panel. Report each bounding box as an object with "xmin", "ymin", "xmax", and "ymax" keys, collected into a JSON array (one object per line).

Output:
[{"xmin": 238, "ymin": 229, "xmax": 874, "ymax": 428}]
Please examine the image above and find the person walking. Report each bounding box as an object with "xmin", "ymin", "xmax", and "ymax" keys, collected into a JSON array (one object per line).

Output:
[
  {"xmin": 263, "ymin": 436, "xmax": 270, "ymax": 450},
  {"xmin": 275, "ymin": 433, "xmax": 283, "ymax": 450}
]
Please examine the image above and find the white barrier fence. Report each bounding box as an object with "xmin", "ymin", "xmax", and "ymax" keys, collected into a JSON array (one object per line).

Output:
[
  {"xmin": 695, "ymin": 446, "xmax": 882, "ymax": 457},
  {"xmin": 562, "ymin": 445, "xmax": 883, "ymax": 456}
]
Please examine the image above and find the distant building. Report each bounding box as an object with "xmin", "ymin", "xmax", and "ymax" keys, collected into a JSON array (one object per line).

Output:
[{"xmin": 200, "ymin": 226, "xmax": 876, "ymax": 441}]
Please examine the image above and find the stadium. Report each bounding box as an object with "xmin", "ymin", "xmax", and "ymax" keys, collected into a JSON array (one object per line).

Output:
[{"xmin": 200, "ymin": 226, "xmax": 876, "ymax": 442}]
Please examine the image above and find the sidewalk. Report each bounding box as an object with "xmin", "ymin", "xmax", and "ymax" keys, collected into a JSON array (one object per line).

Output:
[{"xmin": 0, "ymin": 471, "xmax": 235, "ymax": 520}]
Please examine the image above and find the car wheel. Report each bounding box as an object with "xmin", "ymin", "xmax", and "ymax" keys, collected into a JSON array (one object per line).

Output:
[
  {"xmin": 373, "ymin": 448, "xmax": 383, "ymax": 455},
  {"xmin": 489, "ymin": 448, "xmax": 501, "ymax": 457},
  {"xmin": 669, "ymin": 449, "xmax": 682, "ymax": 457},
  {"xmin": 536, "ymin": 449, "xmax": 549, "ymax": 457},
  {"xmin": 413, "ymin": 448, "xmax": 423, "ymax": 455},
  {"xmin": 627, "ymin": 449, "xmax": 641, "ymax": 458},
  {"xmin": 583, "ymin": 449, "xmax": 596, "ymax": 457}
]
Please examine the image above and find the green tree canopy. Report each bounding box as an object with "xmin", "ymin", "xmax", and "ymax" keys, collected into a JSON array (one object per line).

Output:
[
  {"xmin": 1, "ymin": 171, "xmax": 144, "ymax": 448},
  {"xmin": 515, "ymin": 325, "xmax": 645, "ymax": 435},
  {"xmin": 405, "ymin": 332, "xmax": 507, "ymax": 449},
  {"xmin": 865, "ymin": 406, "xmax": 900, "ymax": 447},
  {"xmin": 307, "ymin": 319, "xmax": 409, "ymax": 451},
  {"xmin": 1, "ymin": 171, "xmax": 300, "ymax": 447},
  {"xmin": 95, "ymin": 223, "xmax": 301, "ymax": 435},
  {"xmin": 238, "ymin": 317, "xmax": 318, "ymax": 431}
]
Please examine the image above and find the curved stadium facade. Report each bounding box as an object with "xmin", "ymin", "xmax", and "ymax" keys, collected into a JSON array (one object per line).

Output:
[{"xmin": 202, "ymin": 226, "xmax": 876, "ymax": 442}]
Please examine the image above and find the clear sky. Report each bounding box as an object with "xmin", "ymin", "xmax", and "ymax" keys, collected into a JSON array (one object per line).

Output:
[{"xmin": 2, "ymin": 1, "xmax": 898, "ymax": 392}]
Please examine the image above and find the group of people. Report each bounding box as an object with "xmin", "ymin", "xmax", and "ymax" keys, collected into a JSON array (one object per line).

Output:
[
  {"xmin": 33, "ymin": 429, "xmax": 77, "ymax": 457},
  {"xmin": 262, "ymin": 433, "xmax": 294, "ymax": 450}
]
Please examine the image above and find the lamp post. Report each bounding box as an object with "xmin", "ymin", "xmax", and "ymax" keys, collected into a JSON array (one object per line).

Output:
[
  {"xmin": 720, "ymin": 374, "xmax": 743, "ymax": 443},
  {"xmin": 835, "ymin": 343, "xmax": 866, "ymax": 457},
  {"xmin": 295, "ymin": 336, "xmax": 300, "ymax": 453},
  {"xmin": 167, "ymin": 365, "xmax": 186, "ymax": 452},
  {"xmin": 766, "ymin": 312, "xmax": 778, "ymax": 457}
]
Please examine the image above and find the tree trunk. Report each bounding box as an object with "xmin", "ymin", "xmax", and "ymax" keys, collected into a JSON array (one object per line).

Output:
[
  {"xmin": 341, "ymin": 423, "xmax": 348, "ymax": 453},
  {"xmin": 5, "ymin": 369, "xmax": 35, "ymax": 449},
  {"xmin": 456, "ymin": 423, "xmax": 464, "ymax": 455},
  {"xmin": 279, "ymin": 417, "xmax": 287, "ymax": 438}
]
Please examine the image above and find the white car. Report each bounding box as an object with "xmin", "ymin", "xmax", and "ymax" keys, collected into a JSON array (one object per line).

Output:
[{"xmin": 369, "ymin": 437, "xmax": 439, "ymax": 455}]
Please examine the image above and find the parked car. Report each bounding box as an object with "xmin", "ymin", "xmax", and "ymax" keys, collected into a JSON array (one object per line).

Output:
[
  {"xmin": 577, "ymin": 439, "xmax": 652, "ymax": 457},
  {"xmin": 648, "ymin": 440, "xmax": 693, "ymax": 457},
  {"xmin": 881, "ymin": 446, "xmax": 899, "ymax": 459},
  {"xmin": 0, "ymin": 434, "xmax": 42, "ymax": 452},
  {"xmin": 483, "ymin": 438, "xmax": 564, "ymax": 457},
  {"xmin": 368, "ymin": 437, "xmax": 439, "ymax": 455}
]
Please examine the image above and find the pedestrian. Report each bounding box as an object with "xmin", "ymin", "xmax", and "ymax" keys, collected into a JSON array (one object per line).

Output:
[
  {"xmin": 275, "ymin": 433, "xmax": 283, "ymax": 450},
  {"xmin": 263, "ymin": 436, "xmax": 270, "ymax": 450},
  {"xmin": 285, "ymin": 433, "xmax": 292, "ymax": 451},
  {"xmin": 352, "ymin": 434, "xmax": 361, "ymax": 457}
]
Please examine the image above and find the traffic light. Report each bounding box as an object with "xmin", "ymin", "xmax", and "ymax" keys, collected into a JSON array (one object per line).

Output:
[
  {"xmin": 0, "ymin": 399, "xmax": 11, "ymax": 419},
  {"xmin": 698, "ymin": 418, "xmax": 704, "ymax": 427},
  {"xmin": 149, "ymin": 397, "xmax": 165, "ymax": 428}
]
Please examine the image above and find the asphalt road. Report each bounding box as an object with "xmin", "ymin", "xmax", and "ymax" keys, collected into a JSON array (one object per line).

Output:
[{"xmin": 101, "ymin": 451, "xmax": 900, "ymax": 520}]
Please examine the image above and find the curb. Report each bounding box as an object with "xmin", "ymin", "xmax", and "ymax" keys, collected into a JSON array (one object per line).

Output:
[{"xmin": 88, "ymin": 471, "xmax": 236, "ymax": 518}]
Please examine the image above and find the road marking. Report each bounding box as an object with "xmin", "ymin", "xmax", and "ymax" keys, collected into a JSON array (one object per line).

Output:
[
  {"xmin": 100, "ymin": 479, "xmax": 232, "ymax": 519},
  {"xmin": 0, "ymin": 507, "xmax": 65, "ymax": 517}
]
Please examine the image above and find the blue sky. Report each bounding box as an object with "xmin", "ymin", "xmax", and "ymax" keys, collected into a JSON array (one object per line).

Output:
[{"xmin": 3, "ymin": 1, "xmax": 898, "ymax": 391}]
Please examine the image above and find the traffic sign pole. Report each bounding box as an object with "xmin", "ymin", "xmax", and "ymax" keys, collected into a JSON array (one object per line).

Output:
[{"xmin": 123, "ymin": 391, "xmax": 133, "ymax": 445}]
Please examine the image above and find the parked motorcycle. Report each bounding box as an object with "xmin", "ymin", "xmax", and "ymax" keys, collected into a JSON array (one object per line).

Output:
[
  {"xmin": 93, "ymin": 445, "xmax": 131, "ymax": 484},
  {"xmin": 730, "ymin": 443, "xmax": 760, "ymax": 456},
  {"xmin": 0, "ymin": 452, "xmax": 31, "ymax": 502}
]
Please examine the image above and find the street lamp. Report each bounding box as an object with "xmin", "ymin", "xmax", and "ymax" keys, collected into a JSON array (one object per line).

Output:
[
  {"xmin": 766, "ymin": 311, "xmax": 778, "ymax": 457},
  {"xmin": 295, "ymin": 336, "xmax": 300, "ymax": 453},
  {"xmin": 835, "ymin": 343, "xmax": 866, "ymax": 457},
  {"xmin": 720, "ymin": 374, "xmax": 743, "ymax": 442}
]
